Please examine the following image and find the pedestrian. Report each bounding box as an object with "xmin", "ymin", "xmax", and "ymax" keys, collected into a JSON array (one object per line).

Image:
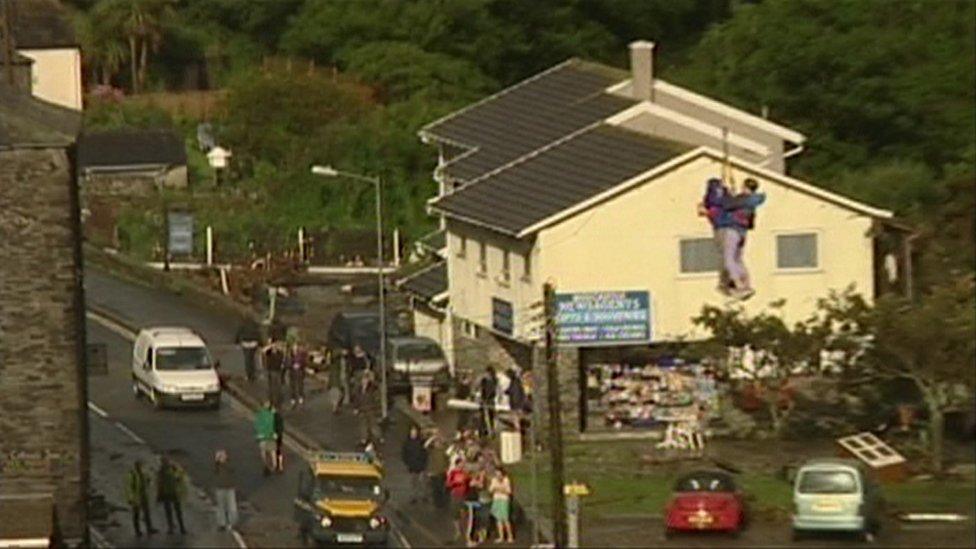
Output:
[
  {"xmin": 446, "ymin": 456, "xmax": 470, "ymax": 542},
  {"xmin": 254, "ymin": 401, "xmax": 277, "ymax": 475},
  {"xmin": 213, "ymin": 450, "xmax": 238, "ymax": 531},
  {"xmin": 156, "ymin": 456, "xmax": 187, "ymax": 535},
  {"xmin": 472, "ymin": 463, "xmax": 493, "ymax": 544},
  {"xmin": 464, "ymin": 462, "xmax": 485, "ymax": 546},
  {"xmin": 479, "ymin": 367, "xmax": 498, "ymax": 438},
  {"xmin": 328, "ymin": 348, "xmax": 348, "ymax": 414},
  {"xmin": 263, "ymin": 339, "xmax": 285, "ymax": 407},
  {"xmin": 273, "ymin": 404, "xmax": 285, "ymax": 473},
  {"xmin": 357, "ymin": 367, "xmax": 382, "ymax": 445},
  {"xmin": 490, "ymin": 468, "xmax": 514, "ymax": 543},
  {"xmin": 234, "ymin": 317, "xmax": 261, "ymax": 383},
  {"xmin": 349, "ymin": 345, "xmax": 371, "ymax": 413},
  {"xmin": 124, "ymin": 459, "xmax": 157, "ymax": 537},
  {"xmin": 288, "ymin": 342, "xmax": 308, "ymax": 408},
  {"xmin": 401, "ymin": 425, "xmax": 429, "ymax": 503},
  {"xmin": 455, "ymin": 371, "xmax": 474, "ymax": 432},
  {"xmin": 425, "ymin": 431, "xmax": 449, "ymax": 508}
]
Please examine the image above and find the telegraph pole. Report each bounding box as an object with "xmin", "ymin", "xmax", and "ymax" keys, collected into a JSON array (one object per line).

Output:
[{"xmin": 543, "ymin": 281, "xmax": 567, "ymax": 547}]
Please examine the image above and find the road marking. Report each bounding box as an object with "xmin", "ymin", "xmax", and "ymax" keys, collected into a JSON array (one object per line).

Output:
[
  {"xmin": 86, "ymin": 310, "xmax": 136, "ymax": 342},
  {"xmin": 230, "ymin": 528, "xmax": 248, "ymax": 549},
  {"xmin": 88, "ymin": 307, "xmax": 415, "ymax": 548},
  {"xmin": 87, "ymin": 401, "xmax": 109, "ymax": 418},
  {"xmin": 113, "ymin": 421, "xmax": 146, "ymax": 445},
  {"xmin": 392, "ymin": 523, "xmax": 412, "ymax": 548},
  {"xmin": 89, "ymin": 527, "xmax": 113, "ymax": 549}
]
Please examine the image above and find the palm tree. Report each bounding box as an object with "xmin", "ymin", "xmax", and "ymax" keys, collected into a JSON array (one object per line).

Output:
[
  {"xmin": 90, "ymin": 0, "xmax": 173, "ymax": 93},
  {"xmin": 71, "ymin": 7, "xmax": 126, "ymax": 86}
]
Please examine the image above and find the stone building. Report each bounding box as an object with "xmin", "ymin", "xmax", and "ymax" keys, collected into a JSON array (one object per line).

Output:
[{"xmin": 0, "ymin": 82, "xmax": 87, "ymax": 544}]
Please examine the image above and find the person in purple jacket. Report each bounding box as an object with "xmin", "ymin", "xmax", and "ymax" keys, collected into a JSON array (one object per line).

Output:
[{"xmin": 699, "ymin": 177, "xmax": 766, "ymax": 299}]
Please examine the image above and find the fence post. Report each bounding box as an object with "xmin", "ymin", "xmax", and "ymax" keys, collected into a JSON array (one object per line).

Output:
[{"xmin": 206, "ymin": 225, "xmax": 214, "ymax": 266}]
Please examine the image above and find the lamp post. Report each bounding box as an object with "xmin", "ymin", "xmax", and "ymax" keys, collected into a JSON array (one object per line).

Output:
[{"xmin": 311, "ymin": 165, "xmax": 389, "ymax": 420}]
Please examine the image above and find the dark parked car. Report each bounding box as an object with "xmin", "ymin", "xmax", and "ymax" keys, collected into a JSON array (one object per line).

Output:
[{"xmin": 326, "ymin": 310, "xmax": 404, "ymax": 360}]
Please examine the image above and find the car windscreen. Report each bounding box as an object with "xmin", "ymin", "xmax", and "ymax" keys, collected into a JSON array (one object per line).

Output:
[
  {"xmin": 397, "ymin": 342, "xmax": 443, "ymax": 361},
  {"xmin": 798, "ymin": 470, "xmax": 858, "ymax": 494},
  {"xmin": 315, "ymin": 475, "xmax": 382, "ymax": 499},
  {"xmin": 156, "ymin": 347, "xmax": 211, "ymax": 371},
  {"xmin": 675, "ymin": 473, "xmax": 735, "ymax": 492}
]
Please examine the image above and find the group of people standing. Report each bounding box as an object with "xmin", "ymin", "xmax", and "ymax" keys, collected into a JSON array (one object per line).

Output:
[
  {"xmin": 123, "ymin": 457, "xmax": 187, "ymax": 537},
  {"xmin": 401, "ymin": 425, "xmax": 516, "ymax": 546},
  {"xmin": 327, "ymin": 344, "xmax": 384, "ymax": 446},
  {"xmin": 236, "ymin": 319, "xmax": 310, "ymax": 409}
]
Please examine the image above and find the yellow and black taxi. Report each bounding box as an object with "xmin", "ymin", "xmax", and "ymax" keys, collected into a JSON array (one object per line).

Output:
[{"xmin": 294, "ymin": 452, "xmax": 390, "ymax": 546}]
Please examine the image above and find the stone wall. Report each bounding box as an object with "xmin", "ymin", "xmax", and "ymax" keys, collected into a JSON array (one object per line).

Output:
[{"xmin": 0, "ymin": 147, "xmax": 88, "ymax": 542}]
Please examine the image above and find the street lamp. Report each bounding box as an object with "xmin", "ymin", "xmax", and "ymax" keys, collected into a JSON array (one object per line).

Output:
[{"xmin": 310, "ymin": 165, "xmax": 389, "ymax": 421}]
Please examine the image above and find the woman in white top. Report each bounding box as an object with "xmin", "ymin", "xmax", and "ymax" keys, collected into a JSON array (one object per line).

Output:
[{"xmin": 489, "ymin": 468, "xmax": 514, "ymax": 543}]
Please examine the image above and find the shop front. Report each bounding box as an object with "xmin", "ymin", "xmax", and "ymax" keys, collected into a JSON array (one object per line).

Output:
[{"xmin": 556, "ymin": 290, "xmax": 719, "ymax": 436}]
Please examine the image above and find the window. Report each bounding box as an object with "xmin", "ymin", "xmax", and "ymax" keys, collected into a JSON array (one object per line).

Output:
[
  {"xmin": 679, "ymin": 237, "xmax": 720, "ymax": 273},
  {"xmin": 522, "ymin": 252, "xmax": 532, "ymax": 281},
  {"xmin": 457, "ymin": 235, "xmax": 467, "ymax": 258},
  {"xmin": 478, "ymin": 241, "xmax": 487, "ymax": 274},
  {"xmin": 777, "ymin": 233, "xmax": 818, "ymax": 269},
  {"xmin": 461, "ymin": 320, "xmax": 479, "ymax": 339},
  {"xmin": 500, "ymin": 250, "xmax": 511, "ymax": 282}
]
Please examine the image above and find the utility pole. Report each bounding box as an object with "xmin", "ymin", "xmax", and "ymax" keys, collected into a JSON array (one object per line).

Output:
[{"xmin": 543, "ymin": 281, "xmax": 567, "ymax": 547}]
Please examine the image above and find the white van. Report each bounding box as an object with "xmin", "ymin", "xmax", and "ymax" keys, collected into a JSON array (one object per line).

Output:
[{"xmin": 131, "ymin": 327, "xmax": 221, "ymax": 409}]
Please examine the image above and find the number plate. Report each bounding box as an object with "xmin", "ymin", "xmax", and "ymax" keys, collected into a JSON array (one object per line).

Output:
[
  {"xmin": 181, "ymin": 393, "xmax": 205, "ymax": 401},
  {"xmin": 336, "ymin": 533, "xmax": 363, "ymax": 543},
  {"xmin": 812, "ymin": 501, "xmax": 842, "ymax": 513}
]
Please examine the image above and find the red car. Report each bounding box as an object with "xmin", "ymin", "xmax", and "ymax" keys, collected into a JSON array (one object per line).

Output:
[{"xmin": 664, "ymin": 470, "xmax": 747, "ymax": 537}]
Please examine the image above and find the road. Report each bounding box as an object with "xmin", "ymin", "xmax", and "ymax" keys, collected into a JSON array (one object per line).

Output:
[{"xmin": 83, "ymin": 269, "xmax": 410, "ymax": 548}]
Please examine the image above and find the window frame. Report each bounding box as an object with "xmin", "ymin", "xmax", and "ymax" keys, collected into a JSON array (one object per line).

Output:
[
  {"xmin": 774, "ymin": 230, "xmax": 821, "ymax": 273},
  {"xmin": 676, "ymin": 235, "xmax": 722, "ymax": 277},
  {"xmin": 500, "ymin": 250, "xmax": 511, "ymax": 283}
]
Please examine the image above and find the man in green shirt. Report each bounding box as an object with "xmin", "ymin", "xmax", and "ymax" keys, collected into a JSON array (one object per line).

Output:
[{"xmin": 254, "ymin": 401, "xmax": 276, "ymax": 475}]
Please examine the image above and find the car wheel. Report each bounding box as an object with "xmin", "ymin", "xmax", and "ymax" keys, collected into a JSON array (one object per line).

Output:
[
  {"xmin": 211, "ymin": 396, "xmax": 222, "ymax": 411},
  {"xmin": 791, "ymin": 528, "xmax": 804, "ymax": 542},
  {"xmin": 862, "ymin": 529, "xmax": 876, "ymax": 543},
  {"xmin": 132, "ymin": 378, "xmax": 143, "ymax": 399},
  {"xmin": 662, "ymin": 528, "xmax": 674, "ymax": 540},
  {"xmin": 151, "ymin": 389, "xmax": 163, "ymax": 410}
]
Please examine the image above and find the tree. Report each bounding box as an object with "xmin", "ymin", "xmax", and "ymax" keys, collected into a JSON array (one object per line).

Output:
[
  {"xmin": 814, "ymin": 278, "xmax": 976, "ymax": 473},
  {"xmin": 71, "ymin": 6, "xmax": 127, "ymax": 85},
  {"xmin": 672, "ymin": 0, "xmax": 976, "ymax": 180},
  {"xmin": 692, "ymin": 300, "xmax": 820, "ymax": 437},
  {"xmin": 92, "ymin": 0, "xmax": 175, "ymax": 93}
]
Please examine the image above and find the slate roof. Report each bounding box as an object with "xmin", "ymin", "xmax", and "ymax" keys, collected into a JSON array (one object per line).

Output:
[
  {"xmin": 416, "ymin": 228, "xmax": 446, "ymax": 254},
  {"xmin": 421, "ymin": 59, "xmax": 635, "ymax": 182},
  {"xmin": 398, "ymin": 261, "xmax": 447, "ymax": 301},
  {"xmin": 8, "ymin": 0, "xmax": 77, "ymax": 49},
  {"xmin": 430, "ymin": 124, "xmax": 691, "ymax": 236},
  {"xmin": 0, "ymin": 84, "xmax": 80, "ymax": 148},
  {"xmin": 77, "ymin": 130, "xmax": 187, "ymax": 170}
]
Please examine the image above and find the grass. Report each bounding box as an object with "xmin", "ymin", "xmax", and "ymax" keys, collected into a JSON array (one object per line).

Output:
[{"xmin": 510, "ymin": 439, "xmax": 975, "ymax": 520}]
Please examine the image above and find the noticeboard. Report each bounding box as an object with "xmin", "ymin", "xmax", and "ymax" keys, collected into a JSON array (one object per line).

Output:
[
  {"xmin": 555, "ymin": 290, "xmax": 651, "ymax": 346},
  {"xmin": 167, "ymin": 211, "xmax": 194, "ymax": 255}
]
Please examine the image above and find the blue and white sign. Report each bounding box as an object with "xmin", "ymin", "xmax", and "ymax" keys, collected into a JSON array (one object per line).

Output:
[{"xmin": 555, "ymin": 291, "xmax": 651, "ymax": 345}]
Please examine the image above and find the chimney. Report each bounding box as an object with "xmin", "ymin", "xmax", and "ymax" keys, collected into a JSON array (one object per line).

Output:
[{"xmin": 629, "ymin": 40, "xmax": 655, "ymax": 101}]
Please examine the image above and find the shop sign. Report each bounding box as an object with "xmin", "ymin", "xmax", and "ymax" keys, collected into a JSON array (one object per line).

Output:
[
  {"xmin": 167, "ymin": 211, "xmax": 194, "ymax": 255},
  {"xmin": 555, "ymin": 290, "xmax": 650, "ymax": 345},
  {"xmin": 492, "ymin": 297, "xmax": 514, "ymax": 335}
]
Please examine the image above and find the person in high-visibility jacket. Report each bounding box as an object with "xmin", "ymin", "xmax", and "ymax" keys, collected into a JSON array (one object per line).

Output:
[{"xmin": 125, "ymin": 459, "xmax": 157, "ymax": 537}]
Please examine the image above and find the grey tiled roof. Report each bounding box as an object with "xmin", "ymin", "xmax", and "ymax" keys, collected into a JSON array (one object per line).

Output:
[
  {"xmin": 422, "ymin": 59, "xmax": 634, "ymax": 182},
  {"xmin": 78, "ymin": 130, "xmax": 187, "ymax": 170},
  {"xmin": 416, "ymin": 229, "xmax": 446, "ymax": 254},
  {"xmin": 398, "ymin": 261, "xmax": 447, "ymax": 301},
  {"xmin": 9, "ymin": 0, "xmax": 77, "ymax": 48},
  {"xmin": 0, "ymin": 84, "xmax": 80, "ymax": 148},
  {"xmin": 430, "ymin": 125, "xmax": 691, "ymax": 235}
]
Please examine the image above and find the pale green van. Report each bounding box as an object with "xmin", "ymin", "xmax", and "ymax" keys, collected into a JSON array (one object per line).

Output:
[{"xmin": 792, "ymin": 459, "xmax": 884, "ymax": 542}]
